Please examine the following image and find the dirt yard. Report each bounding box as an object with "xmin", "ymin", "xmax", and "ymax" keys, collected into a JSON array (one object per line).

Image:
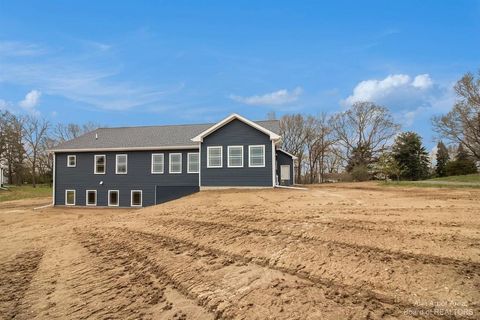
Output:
[{"xmin": 0, "ymin": 183, "xmax": 478, "ymax": 319}]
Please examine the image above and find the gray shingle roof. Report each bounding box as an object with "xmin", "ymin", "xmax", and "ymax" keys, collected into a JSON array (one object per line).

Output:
[{"xmin": 52, "ymin": 120, "xmax": 280, "ymax": 151}]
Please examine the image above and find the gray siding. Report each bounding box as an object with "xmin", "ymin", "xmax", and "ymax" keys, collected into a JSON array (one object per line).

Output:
[
  {"xmin": 201, "ymin": 119, "xmax": 273, "ymax": 187},
  {"xmin": 276, "ymin": 150, "xmax": 294, "ymax": 185},
  {"xmin": 55, "ymin": 149, "xmax": 198, "ymax": 207}
]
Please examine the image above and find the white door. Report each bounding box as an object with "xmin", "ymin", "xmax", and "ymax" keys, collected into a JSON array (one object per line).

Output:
[{"xmin": 280, "ymin": 165, "xmax": 290, "ymax": 181}]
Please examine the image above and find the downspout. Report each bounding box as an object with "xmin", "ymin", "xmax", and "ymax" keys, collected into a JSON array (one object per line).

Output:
[
  {"xmin": 52, "ymin": 152, "xmax": 56, "ymax": 206},
  {"xmin": 272, "ymin": 140, "xmax": 277, "ymax": 187}
]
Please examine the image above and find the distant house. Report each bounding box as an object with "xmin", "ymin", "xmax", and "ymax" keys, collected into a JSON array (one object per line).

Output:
[{"xmin": 51, "ymin": 114, "xmax": 296, "ymax": 207}]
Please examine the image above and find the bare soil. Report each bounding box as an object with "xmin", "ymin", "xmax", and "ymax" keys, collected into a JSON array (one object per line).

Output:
[{"xmin": 0, "ymin": 183, "xmax": 479, "ymax": 319}]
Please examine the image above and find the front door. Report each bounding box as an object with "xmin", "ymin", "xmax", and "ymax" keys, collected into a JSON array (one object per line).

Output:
[{"xmin": 280, "ymin": 165, "xmax": 290, "ymax": 184}]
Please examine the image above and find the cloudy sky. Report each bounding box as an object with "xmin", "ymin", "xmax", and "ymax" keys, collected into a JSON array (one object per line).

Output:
[{"xmin": 1, "ymin": 1, "xmax": 479, "ymax": 148}]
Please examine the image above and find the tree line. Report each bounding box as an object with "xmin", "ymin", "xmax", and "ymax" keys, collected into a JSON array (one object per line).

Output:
[
  {"xmin": 279, "ymin": 70, "xmax": 480, "ymax": 183},
  {"xmin": 0, "ymin": 111, "xmax": 100, "ymax": 187}
]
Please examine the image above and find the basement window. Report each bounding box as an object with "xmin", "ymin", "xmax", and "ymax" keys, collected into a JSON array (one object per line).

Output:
[
  {"xmin": 65, "ymin": 190, "xmax": 75, "ymax": 206},
  {"xmin": 131, "ymin": 190, "xmax": 142, "ymax": 207},
  {"xmin": 108, "ymin": 190, "xmax": 119, "ymax": 206},
  {"xmin": 86, "ymin": 190, "xmax": 97, "ymax": 206}
]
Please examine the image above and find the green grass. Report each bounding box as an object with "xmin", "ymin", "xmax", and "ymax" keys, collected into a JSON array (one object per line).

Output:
[
  {"xmin": 0, "ymin": 184, "xmax": 52, "ymax": 202},
  {"xmin": 380, "ymin": 174, "xmax": 480, "ymax": 189},
  {"xmin": 427, "ymin": 174, "xmax": 480, "ymax": 183}
]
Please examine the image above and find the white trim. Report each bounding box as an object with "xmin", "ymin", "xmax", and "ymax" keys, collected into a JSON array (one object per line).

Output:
[
  {"xmin": 50, "ymin": 145, "xmax": 198, "ymax": 153},
  {"xmin": 187, "ymin": 152, "xmax": 199, "ymax": 173},
  {"xmin": 65, "ymin": 189, "xmax": 75, "ymax": 206},
  {"xmin": 191, "ymin": 113, "xmax": 281, "ymax": 142},
  {"xmin": 86, "ymin": 190, "xmax": 97, "ymax": 206},
  {"xmin": 130, "ymin": 190, "xmax": 143, "ymax": 207},
  {"xmin": 199, "ymin": 145, "xmax": 202, "ymax": 187},
  {"xmin": 94, "ymin": 155, "xmax": 106, "ymax": 174},
  {"xmin": 67, "ymin": 155, "xmax": 76, "ymax": 167},
  {"xmin": 115, "ymin": 154, "xmax": 128, "ymax": 174},
  {"xmin": 277, "ymin": 148, "xmax": 298, "ymax": 160},
  {"xmin": 248, "ymin": 145, "xmax": 265, "ymax": 168},
  {"xmin": 52, "ymin": 154, "xmax": 56, "ymax": 205},
  {"xmin": 200, "ymin": 186, "xmax": 272, "ymax": 190},
  {"xmin": 272, "ymin": 141, "xmax": 276, "ymax": 186},
  {"xmin": 108, "ymin": 190, "xmax": 119, "ymax": 207},
  {"xmin": 151, "ymin": 153, "xmax": 164, "ymax": 174},
  {"xmin": 169, "ymin": 153, "xmax": 182, "ymax": 174},
  {"xmin": 227, "ymin": 145, "xmax": 244, "ymax": 168},
  {"xmin": 207, "ymin": 146, "xmax": 223, "ymax": 168}
]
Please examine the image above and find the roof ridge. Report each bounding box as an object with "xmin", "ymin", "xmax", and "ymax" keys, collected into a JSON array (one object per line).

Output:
[{"xmin": 96, "ymin": 119, "xmax": 278, "ymax": 130}]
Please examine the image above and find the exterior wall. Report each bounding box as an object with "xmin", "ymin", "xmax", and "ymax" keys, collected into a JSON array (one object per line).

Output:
[
  {"xmin": 54, "ymin": 149, "xmax": 198, "ymax": 207},
  {"xmin": 200, "ymin": 119, "xmax": 273, "ymax": 187},
  {"xmin": 276, "ymin": 151, "xmax": 294, "ymax": 185}
]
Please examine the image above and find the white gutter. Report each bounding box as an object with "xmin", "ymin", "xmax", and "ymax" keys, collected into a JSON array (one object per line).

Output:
[
  {"xmin": 52, "ymin": 154, "xmax": 56, "ymax": 206},
  {"xmin": 49, "ymin": 145, "xmax": 199, "ymax": 153}
]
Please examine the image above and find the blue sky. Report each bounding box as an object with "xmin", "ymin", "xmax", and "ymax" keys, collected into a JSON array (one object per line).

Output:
[{"xmin": 1, "ymin": 1, "xmax": 479, "ymax": 148}]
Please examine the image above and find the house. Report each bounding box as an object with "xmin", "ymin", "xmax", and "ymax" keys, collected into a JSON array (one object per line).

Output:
[{"xmin": 51, "ymin": 113, "xmax": 296, "ymax": 207}]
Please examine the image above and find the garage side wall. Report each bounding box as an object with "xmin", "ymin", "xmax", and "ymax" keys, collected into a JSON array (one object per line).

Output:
[
  {"xmin": 276, "ymin": 151, "xmax": 294, "ymax": 185},
  {"xmin": 200, "ymin": 119, "xmax": 273, "ymax": 187},
  {"xmin": 54, "ymin": 149, "xmax": 198, "ymax": 207}
]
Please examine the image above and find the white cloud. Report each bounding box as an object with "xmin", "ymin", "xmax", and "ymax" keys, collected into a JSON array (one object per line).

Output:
[
  {"xmin": 19, "ymin": 90, "xmax": 41, "ymax": 111},
  {"xmin": 343, "ymin": 73, "xmax": 452, "ymax": 127},
  {"xmin": 0, "ymin": 41, "xmax": 48, "ymax": 57},
  {"xmin": 230, "ymin": 87, "xmax": 303, "ymax": 106}
]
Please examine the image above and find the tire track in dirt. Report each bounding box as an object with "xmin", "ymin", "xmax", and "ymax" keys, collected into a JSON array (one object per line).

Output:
[
  {"xmin": 86, "ymin": 227, "xmax": 416, "ymax": 320},
  {"xmin": 107, "ymin": 226, "xmax": 476, "ymax": 320},
  {"xmin": 129, "ymin": 217, "xmax": 479, "ymax": 316},
  {"xmin": 0, "ymin": 250, "xmax": 44, "ymax": 319}
]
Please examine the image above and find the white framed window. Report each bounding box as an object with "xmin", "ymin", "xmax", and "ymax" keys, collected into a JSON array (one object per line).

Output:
[
  {"xmin": 86, "ymin": 190, "xmax": 97, "ymax": 206},
  {"xmin": 169, "ymin": 153, "xmax": 182, "ymax": 174},
  {"xmin": 151, "ymin": 153, "xmax": 164, "ymax": 174},
  {"xmin": 187, "ymin": 153, "xmax": 199, "ymax": 173},
  {"xmin": 228, "ymin": 146, "xmax": 243, "ymax": 168},
  {"xmin": 115, "ymin": 154, "xmax": 128, "ymax": 174},
  {"xmin": 249, "ymin": 145, "xmax": 265, "ymax": 167},
  {"xmin": 131, "ymin": 190, "xmax": 142, "ymax": 207},
  {"xmin": 108, "ymin": 190, "xmax": 119, "ymax": 207},
  {"xmin": 67, "ymin": 155, "xmax": 76, "ymax": 167},
  {"xmin": 94, "ymin": 155, "xmax": 106, "ymax": 174},
  {"xmin": 207, "ymin": 146, "xmax": 222, "ymax": 168},
  {"xmin": 65, "ymin": 189, "xmax": 75, "ymax": 206}
]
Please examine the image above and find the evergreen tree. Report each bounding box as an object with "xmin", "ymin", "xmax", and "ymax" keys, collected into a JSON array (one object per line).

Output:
[
  {"xmin": 435, "ymin": 141, "xmax": 449, "ymax": 177},
  {"xmin": 392, "ymin": 132, "xmax": 430, "ymax": 180},
  {"xmin": 445, "ymin": 144, "xmax": 478, "ymax": 176}
]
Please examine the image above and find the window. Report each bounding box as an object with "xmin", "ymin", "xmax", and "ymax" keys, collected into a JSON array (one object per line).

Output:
[
  {"xmin": 67, "ymin": 155, "xmax": 76, "ymax": 167},
  {"xmin": 115, "ymin": 154, "xmax": 128, "ymax": 174},
  {"xmin": 228, "ymin": 146, "xmax": 243, "ymax": 168},
  {"xmin": 94, "ymin": 155, "xmax": 106, "ymax": 174},
  {"xmin": 249, "ymin": 145, "xmax": 265, "ymax": 167},
  {"xmin": 131, "ymin": 190, "xmax": 142, "ymax": 207},
  {"xmin": 86, "ymin": 190, "xmax": 97, "ymax": 206},
  {"xmin": 187, "ymin": 153, "xmax": 199, "ymax": 173},
  {"xmin": 207, "ymin": 146, "xmax": 222, "ymax": 168},
  {"xmin": 108, "ymin": 190, "xmax": 119, "ymax": 206},
  {"xmin": 151, "ymin": 154, "xmax": 164, "ymax": 174},
  {"xmin": 169, "ymin": 153, "xmax": 182, "ymax": 174},
  {"xmin": 65, "ymin": 190, "xmax": 75, "ymax": 206}
]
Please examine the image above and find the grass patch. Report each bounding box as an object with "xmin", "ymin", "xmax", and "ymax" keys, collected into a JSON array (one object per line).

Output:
[
  {"xmin": 0, "ymin": 185, "xmax": 52, "ymax": 202},
  {"xmin": 380, "ymin": 181, "xmax": 480, "ymax": 189},
  {"xmin": 427, "ymin": 174, "xmax": 480, "ymax": 183}
]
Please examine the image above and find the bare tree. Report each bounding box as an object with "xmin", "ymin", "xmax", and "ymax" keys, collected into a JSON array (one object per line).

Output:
[
  {"xmin": 432, "ymin": 70, "xmax": 480, "ymax": 160},
  {"xmin": 330, "ymin": 102, "xmax": 400, "ymax": 169},
  {"xmin": 2, "ymin": 113, "xmax": 26, "ymax": 185},
  {"xmin": 54, "ymin": 121, "xmax": 101, "ymax": 142},
  {"xmin": 23, "ymin": 116, "xmax": 50, "ymax": 187},
  {"xmin": 280, "ymin": 114, "xmax": 307, "ymax": 182}
]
